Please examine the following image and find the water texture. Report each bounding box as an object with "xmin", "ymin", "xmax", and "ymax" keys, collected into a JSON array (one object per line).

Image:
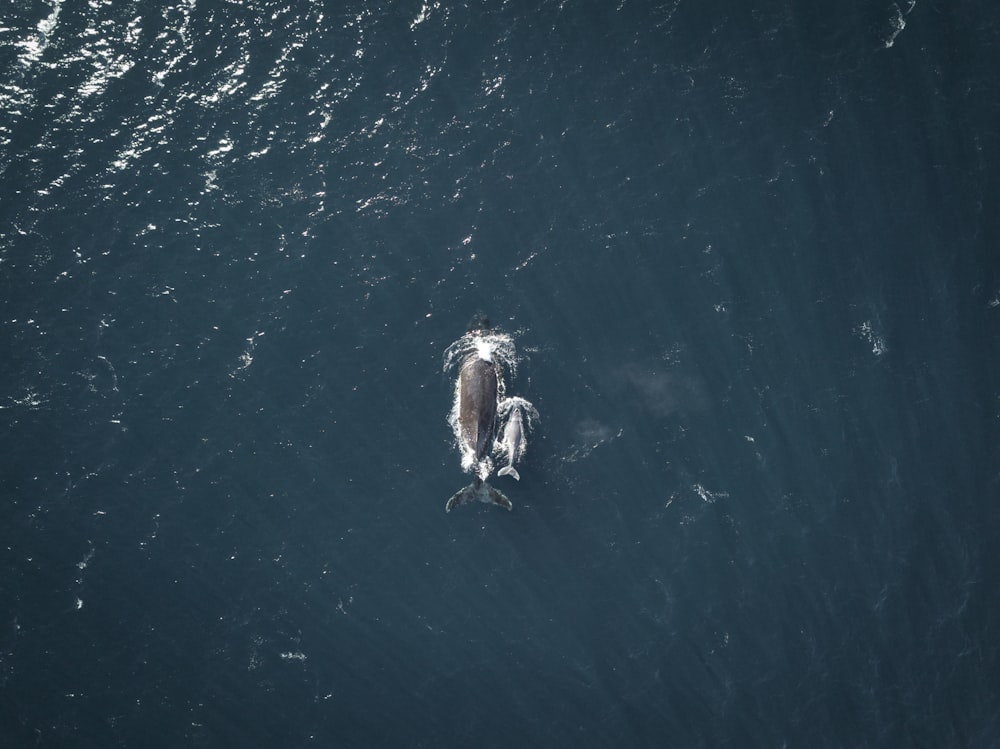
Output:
[{"xmin": 2, "ymin": 1, "xmax": 998, "ymax": 746}]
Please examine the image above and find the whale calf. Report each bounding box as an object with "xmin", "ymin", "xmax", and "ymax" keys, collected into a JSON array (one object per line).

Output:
[{"xmin": 496, "ymin": 396, "xmax": 538, "ymax": 481}]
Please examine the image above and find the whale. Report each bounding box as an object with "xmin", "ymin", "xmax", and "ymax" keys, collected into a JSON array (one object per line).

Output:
[
  {"xmin": 497, "ymin": 396, "xmax": 536, "ymax": 481},
  {"xmin": 458, "ymin": 354, "xmax": 498, "ymax": 470},
  {"xmin": 444, "ymin": 316, "xmax": 512, "ymax": 512}
]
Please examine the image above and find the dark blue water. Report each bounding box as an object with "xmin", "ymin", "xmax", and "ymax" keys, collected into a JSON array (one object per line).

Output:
[{"xmin": 3, "ymin": 1, "xmax": 998, "ymax": 746}]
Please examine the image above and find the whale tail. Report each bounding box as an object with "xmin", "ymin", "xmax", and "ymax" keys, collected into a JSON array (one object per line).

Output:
[
  {"xmin": 497, "ymin": 466, "xmax": 520, "ymax": 481},
  {"xmin": 446, "ymin": 480, "xmax": 512, "ymax": 512}
]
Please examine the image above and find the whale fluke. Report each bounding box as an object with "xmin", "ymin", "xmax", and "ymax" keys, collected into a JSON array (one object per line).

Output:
[
  {"xmin": 446, "ymin": 480, "xmax": 512, "ymax": 512},
  {"xmin": 497, "ymin": 466, "xmax": 520, "ymax": 481}
]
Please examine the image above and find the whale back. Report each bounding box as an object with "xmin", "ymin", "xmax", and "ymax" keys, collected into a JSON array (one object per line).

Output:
[
  {"xmin": 458, "ymin": 356, "xmax": 498, "ymax": 462},
  {"xmin": 503, "ymin": 404, "xmax": 524, "ymax": 455}
]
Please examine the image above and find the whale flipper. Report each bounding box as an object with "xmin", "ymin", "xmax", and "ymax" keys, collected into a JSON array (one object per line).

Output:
[
  {"xmin": 487, "ymin": 484, "xmax": 513, "ymax": 510},
  {"xmin": 446, "ymin": 481, "xmax": 512, "ymax": 512},
  {"xmin": 446, "ymin": 485, "xmax": 476, "ymax": 512},
  {"xmin": 497, "ymin": 466, "xmax": 520, "ymax": 481}
]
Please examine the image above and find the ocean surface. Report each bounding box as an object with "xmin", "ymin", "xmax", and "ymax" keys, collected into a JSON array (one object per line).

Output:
[{"xmin": 2, "ymin": 1, "xmax": 999, "ymax": 746}]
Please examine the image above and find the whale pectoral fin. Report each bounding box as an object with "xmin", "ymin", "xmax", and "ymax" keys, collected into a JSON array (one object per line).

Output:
[
  {"xmin": 486, "ymin": 484, "xmax": 513, "ymax": 511},
  {"xmin": 446, "ymin": 485, "xmax": 477, "ymax": 512}
]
